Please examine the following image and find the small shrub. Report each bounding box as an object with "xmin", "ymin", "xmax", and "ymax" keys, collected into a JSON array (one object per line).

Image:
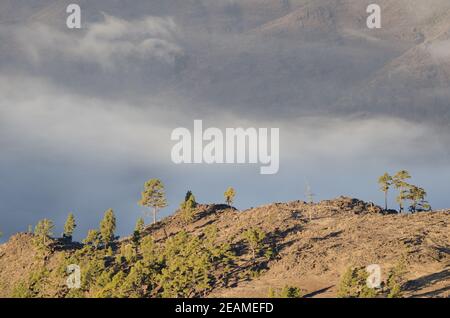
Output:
[
  {"xmin": 242, "ymin": 228, "xmax": 266, "ymax": 259},
  {"xmin": 268, "ymin": 285, "xmax": 302, "ymax": 298},
  {"xmin": 337, "ymin": 266, "xmax": 377, "ymax": 298},
  {"xmin": 386, "ymin": 259, "xmax": 407, "ymax": 298}
]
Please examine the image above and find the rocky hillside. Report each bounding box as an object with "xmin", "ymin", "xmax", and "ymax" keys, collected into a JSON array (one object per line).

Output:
[{"xmin": 0, "ymin": 197, "xmax": 448, "ymax": 298}]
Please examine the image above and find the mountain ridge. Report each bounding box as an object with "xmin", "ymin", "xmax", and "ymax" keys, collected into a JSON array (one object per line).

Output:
[{"xmin": 1, "ymin": 196, "xmax": 448, "ymax": 298}]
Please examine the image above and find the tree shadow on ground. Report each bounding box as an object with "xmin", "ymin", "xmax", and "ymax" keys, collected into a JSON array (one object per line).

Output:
[
  {"xmin": 303, "ymin": 285, "xmax": 334, "ymax": 298},
  {"xmin": 311, "ymin": 230, "xmax": 343, "ymax": 242},
  {"xmin": 404, "ymin": 268, "xmax": 450, "ymax": 294},
  {"xmin": 50, "ymin": 238, "xmax": 83, "ymax": 252},
  {"xmin": 411, "ymin": 285, "xmax": 450, "ymax": 298}
]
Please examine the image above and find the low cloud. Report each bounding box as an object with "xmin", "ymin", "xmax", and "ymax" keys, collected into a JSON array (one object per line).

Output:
[
  {"xmin": 1, "ymin": 74, "xmax": 450, "ymax": 242},
  {"xmin": 0, "ymin": 75, "xmax": 174, "ymax": 166},
  {"xmin": 14, "ymin": 14, "xmax": 183, "ymax": 70},
  {"xmin": 280, "ymin": 116, "xmax": 450, "ymax": 166},
  {"xmin": 1, "ymin": 2, "xmax": 450, "ymax": 242}
]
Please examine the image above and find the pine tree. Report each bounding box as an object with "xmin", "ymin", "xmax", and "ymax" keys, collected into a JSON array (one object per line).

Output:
[
  {"xmin": 180, "ymin": 191, "xmax": 197, "ymax": 224},
  {"xmin": 268, "ymin": 285, "xmax": 302, "ymax": 298},
  {"xmin": 337, "ymin": 266, "xmax": 377, "ymax": 298},
  {"xmin": 185, "ymin": 190, "xmax": 195, "ymax": 202},
  {"xmin": 279, "ymin": 285, "xmax": 302, "ymax": 298},
  {"xmin": 63, "ymin": 213, "xmax": 76, "ymax": 241},
  {"xmin": 138, "ymin": 179, "xmax": 168, "ymax": 224},
  {"xmin": 119, "ymin": 243, "xmax": 136, "ymax": 264},
  {"xmin": 407, "ymin": 186, "xmax": 431, "ymax": 213},
  {"xmin": 159, "ymin": 231, "xmax": 212, "ymax": 297},
  {"xmin": 120, "ymin": 261, "xmax": 149, "ymax": 297},
  {"xmin": 99, "ymin": 209, "xmax": 116, "ymax": 247},
  {"xmin": 12, "ymin": 267, "xmax": 50, "ymax": 298},
  {"xmin": 378, "ymin": 173, "xmax": 393, "ymax": 210},
  {"xmin": 203, "ymin": 225, "xmax": 235, "ymax": 282},
  {"xmin": 132, "ymin": 217, "xmax": 145, "ymax": 252},
  {"xmin": 140, "ymin": 236, "xmax": 160, "ymax": 267},
  {"xmin": 82, "ymin": 254, "xmax": 107, "ymax": 292},
  {"xmin": 386, "ymin": 258, "xmax": 407, "ymax": 298},
  {"xmin": 135, "ymin": 217, "xmax": 145, "ymax": 233},
  {"xmin": 393, "ymin": 170, "xmax": 411, "ymax": 213},
  {"xmin": 242, "ymin": 228, "xmax": 266, "ymax": 259},
  {"xmin": 83, "ymin": 229, "xmax": 101, "ymax": 250},
  {"xmin": 34, "ymin": 219, "xmax": 54, "ymax": 247},
  {"xmin": 224, "ymin": 187, "xmax": 236, "ymax": 206},
  {"xmin": 96, "ymin": 271, "xmax": 126, "ymax": 298}
]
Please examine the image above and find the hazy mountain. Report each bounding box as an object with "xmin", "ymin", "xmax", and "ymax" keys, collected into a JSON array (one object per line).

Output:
[{"xmin": 1, "ymin": 0, "xmax": 450, "ymax": 121}]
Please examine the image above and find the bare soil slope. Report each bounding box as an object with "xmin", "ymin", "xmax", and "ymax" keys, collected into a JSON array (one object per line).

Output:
[{"xmin": 1, "ymin": 197, "xmax": 447, "ymax": 298}]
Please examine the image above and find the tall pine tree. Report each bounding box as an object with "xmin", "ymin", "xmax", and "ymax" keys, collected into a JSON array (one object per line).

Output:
[
  {"xmin": 139, "ymin": 179, "xmax": 168, "ymax": 224},
  {"xmin": 224, "ymin": 187, "xmax": 236, "ymax": 206},
  {"xmin": 99, "ymin": 209, "xmax": 116, "ymax": 247},
  {"xmin": 63, "ymin": 212, "xmax": 76, "ymax": 241},
  {"xmin": 393, "ymin": 170, "xmax": 411, "ymax": 213},
  {"xmin": 378, "ymin": 173, "xmax": 393, "ymax": 210}
]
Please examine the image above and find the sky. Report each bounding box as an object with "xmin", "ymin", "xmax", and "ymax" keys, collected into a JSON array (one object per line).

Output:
[{"xmin": 1, "ymin": 0, "xmax": 450, "ymax": 242}]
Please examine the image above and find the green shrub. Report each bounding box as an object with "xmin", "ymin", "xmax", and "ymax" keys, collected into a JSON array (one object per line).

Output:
[
  {"xmin": 268, "ymin": 285, "xmax": 302, "ymax": 298},
  {"xmin": 242, "ymin": 228, "xmax": 267, "ymax": 259},
  {"xmin": 12, "ymin": 267, "xmax": 50, "ymax": 298},
  {"xmin": 386, "ymin": 259, "xmax": 407, "ymax": 298},
  {"xmin": 337, "ymin": 266, "xmax": 378, "ymax": 298}
]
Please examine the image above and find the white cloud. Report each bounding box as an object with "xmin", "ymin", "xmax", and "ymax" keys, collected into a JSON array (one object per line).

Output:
[
  {"xmin": 0, "ymin": 75, "xmax": 174, "ymax": 165},
  {"xmin": 1, "ymin": 72, "xmax": 448, "ymax": 172},
  {"xmin": 280, "ymin": 116, "xmax": 449, "ymax": 166},
  {"xmin": 14, "ymin": 14, "xmax": 183, "ymax": 70}
]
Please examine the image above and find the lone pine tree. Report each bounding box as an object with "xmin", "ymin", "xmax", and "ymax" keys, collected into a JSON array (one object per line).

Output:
[
  {"xmin": 139, "ymin": 179, "xmax": 168, "ymax": 224},
  {"xmin": 184, "ymin": 190, "xmax": 195, "ymax": 202},
  {"xmin": 224, "ymin": 187, "xmax": 236, "ymax": 206}
]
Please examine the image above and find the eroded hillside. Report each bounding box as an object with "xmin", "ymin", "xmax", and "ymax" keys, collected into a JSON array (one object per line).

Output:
[{"xmin": 0, "ymin": 197, "xmax": 448, "ymax": 298}]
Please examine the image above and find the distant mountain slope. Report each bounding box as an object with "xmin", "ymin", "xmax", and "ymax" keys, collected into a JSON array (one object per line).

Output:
[
  {"xmin": 337, "ymin": 30, "xmax": 450, "ymax": 122},
  {"xmin": 0, "ymin": 197, "xmax": 448, "ymax": 298},
  {"xmin": 1, "ymin": 0, "xmax": 450, "ymax": 122}
]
